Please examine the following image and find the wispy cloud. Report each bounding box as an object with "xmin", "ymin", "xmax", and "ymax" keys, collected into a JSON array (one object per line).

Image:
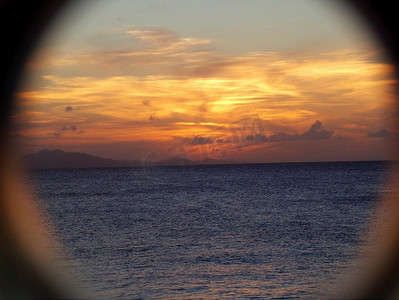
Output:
[{"xmin": 28, "ymin": 26, "xmax": 215, "ymax": 77}]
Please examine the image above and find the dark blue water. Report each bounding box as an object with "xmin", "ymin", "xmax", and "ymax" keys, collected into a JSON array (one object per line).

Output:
[{"xmin": 32, "ymin": 161, "xmax": 390, "ymax": 299}]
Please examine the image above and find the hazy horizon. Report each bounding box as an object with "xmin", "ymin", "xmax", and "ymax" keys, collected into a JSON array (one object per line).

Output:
[{"xmin": 23, "ymin": 148, "xmax": 395, "ymax": 168}]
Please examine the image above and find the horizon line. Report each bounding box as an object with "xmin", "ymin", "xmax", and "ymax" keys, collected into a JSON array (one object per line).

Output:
[{"xmin": 21, "ymin": 148, "xmax": 395, "ymax": 170}]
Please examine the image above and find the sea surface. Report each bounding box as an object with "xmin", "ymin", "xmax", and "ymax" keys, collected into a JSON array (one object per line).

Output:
[{"xmin": 31, "ymin": 161, "xmax": 392, "ymax": 299}]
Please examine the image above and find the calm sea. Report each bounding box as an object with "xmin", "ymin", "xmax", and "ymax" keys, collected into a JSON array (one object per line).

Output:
[{"xmin": 31, "ymin": 161, "xmax": 391, "ymax": 299}]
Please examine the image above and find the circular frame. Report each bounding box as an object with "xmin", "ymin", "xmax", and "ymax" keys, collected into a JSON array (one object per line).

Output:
[{"xmin": 0, "ymin": 1, "xmax": 398, "ymax": 298}]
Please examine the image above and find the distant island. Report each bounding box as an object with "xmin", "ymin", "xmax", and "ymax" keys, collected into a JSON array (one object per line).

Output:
[{"xmin": 20, "ymin": 149, "xmax": 232, "ymax": 170}]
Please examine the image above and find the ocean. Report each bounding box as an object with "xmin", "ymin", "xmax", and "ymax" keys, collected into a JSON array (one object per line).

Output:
[{"xmin": 31, "ymin": 161, "xmax": 391, "ymax": 299}]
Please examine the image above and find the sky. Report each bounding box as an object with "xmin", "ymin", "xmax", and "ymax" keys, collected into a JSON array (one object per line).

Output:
[{"xmin": 11, "ymin": 0, "xmax": 398, "ymax": 163}]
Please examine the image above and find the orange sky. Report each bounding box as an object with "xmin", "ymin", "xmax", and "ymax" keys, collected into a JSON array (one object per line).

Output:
[{"xmin": 11, "ymin": 1, "xmax": 398, "ymax": 163}]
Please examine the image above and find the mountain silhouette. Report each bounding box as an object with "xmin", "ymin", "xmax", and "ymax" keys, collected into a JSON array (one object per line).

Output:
[
  {"xmin": 21, "ymin": 149, "xmax": 232, "ymax": 169},
  {"xmin": 21, "ymin": 149, "xmax": 132, "ymax": 169}
]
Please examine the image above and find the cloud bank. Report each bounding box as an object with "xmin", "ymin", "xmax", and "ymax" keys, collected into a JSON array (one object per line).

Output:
[
  {"xmin": 245, "ymin": 121, "xmax": 334, "ymax": 143},
  {"xmin": 367, "ymin": 129, "xmax": 390, "ymax": 138}
]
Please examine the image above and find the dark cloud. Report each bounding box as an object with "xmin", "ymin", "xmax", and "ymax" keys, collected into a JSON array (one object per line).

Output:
[
  {"xmin": 49, "ymin": 125, "xmax": 79, "ymax": 138},
  {"xmin": 245, "ymin": 133, "xmax": 268, "ymax": 142},
  {"xmin": 65, "ymin": 106, "xmax": 73, "ymax": 112},
  {"xmin": 300, "ymin": 120, "xmax": 334, "ymax": 140},
  {"xmin": 62, "ymin": 125, "xmax": 77, "ymax": 131},
  {"xmin": 245, "ymin": 121, "xmax": 334, "ymax": 143},
  {"xmin": 216, "ymin": 138, "xmax": 229, "ymax": 144},
  {"xmin": 189, "ymin": 136, "xmax": 213, "ymax": 145},
  {"xmin": 367, "ymin": 129, "xmax": 390, "ymax": 138}
]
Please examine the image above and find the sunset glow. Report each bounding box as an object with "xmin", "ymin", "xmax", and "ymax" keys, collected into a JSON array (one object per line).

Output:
[{"xmin": 12, "ymin": 0, "xmax": 398, "ymax": 163}]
